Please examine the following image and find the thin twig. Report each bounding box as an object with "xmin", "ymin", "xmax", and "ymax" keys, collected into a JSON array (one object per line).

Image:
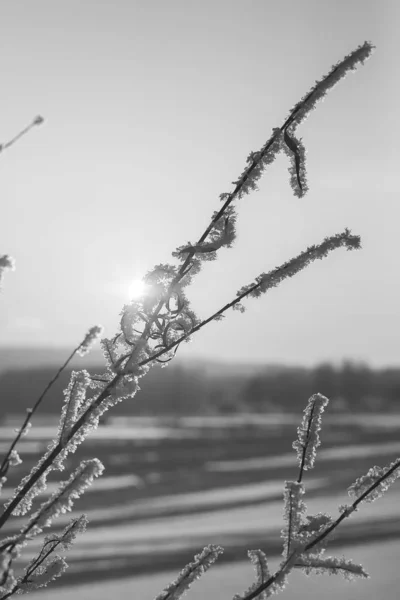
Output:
[
  {"xmin": 243, "ymin": 459, "xmax": 400, "ymax": 599},
  {"xmin": 0, "ymin": 230, "xmax": 356, "ymax": 525},
  {"xmin": 304, "ymin": 457, "xmax": 400, "ymax": 553},
  {"xmin": 297, "ymin": 402, "xmax": 316, "ymax": 484},
  {"xmin": 0, "ymin": 116, "xmax": 44, "ymax": 155},
  {"xmin": 0, "ymin": 344, "xmax": 81, "ymax": 479}
]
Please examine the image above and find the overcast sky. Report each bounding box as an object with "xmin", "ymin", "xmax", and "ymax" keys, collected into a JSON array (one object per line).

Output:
[{"xmin": 0, "ymin": 0, "xmax": 398, "ymax": 367}]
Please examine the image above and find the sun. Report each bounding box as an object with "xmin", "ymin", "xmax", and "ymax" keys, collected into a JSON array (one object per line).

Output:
[{"xmin": 128, "ymin": 278, "xmax": 147, "ymax": 299}]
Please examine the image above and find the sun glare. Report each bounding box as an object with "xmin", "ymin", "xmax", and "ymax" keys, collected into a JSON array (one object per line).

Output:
[{"xmin": 128, "ymin": 278, "xmax": 147, "ymax": 299}]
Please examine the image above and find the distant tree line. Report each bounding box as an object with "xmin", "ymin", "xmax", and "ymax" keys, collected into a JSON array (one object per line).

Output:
[
  {"xmin": 0, "ymin": 360, "xmax": 399, "ymax": 419},
  {"xmin": 243, "ymin": 361, "xmax": 400, "ymax": 413}
]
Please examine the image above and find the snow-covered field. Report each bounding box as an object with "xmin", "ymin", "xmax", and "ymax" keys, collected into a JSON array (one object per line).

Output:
[
  {"xmin": 4, "ymin": 412, "xmax": 400, "ymax": 597},
  {"xmin": 28, "ymin": 539, "xmax": 400, "ymax": 600}
]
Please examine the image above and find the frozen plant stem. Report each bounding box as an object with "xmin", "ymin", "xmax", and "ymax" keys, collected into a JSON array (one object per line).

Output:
[
  {"xmin": 0, "ymin": 327, "xmax": 103, "ymax": 482},
  {"xmin": 0, "ymin": 41, "xmax": 380, "ymax": 597},
  {"xmin": 0, "ymin": 40, "xmax": 371, "ymax": 525},
  {"xmin": 117, "ymin": 41, "xmax": 374, "ymax": 373},
  {"xmin": 304, "ymin": 457, "xmax": 400, "ymax": 553},
  {"xmin": 0, "ymin": 348, "xmax": 76, "ymax": 480},
  {"xmin": 0, "ymin": 382, "xmax": 112, "ymax": 528},
  {"xmin": 238, "ymin": 468, "xmax": 400, "ymax": 600},
  {"xmin": 0, "ymin": 116, "xmax": 44, "ymax": 155},
  {"xmin": 0, "ymin": 229, "xmax": 359, "ymax": 527},
  {"xmin": 134, "ymin": 230, "xmax": 360, "ymax": 367}
]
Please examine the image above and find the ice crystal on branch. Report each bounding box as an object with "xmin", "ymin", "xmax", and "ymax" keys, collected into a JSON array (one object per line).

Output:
[
  {"xmin": 232, "ymin": 128, "xmax": 283, "ymax": 199},
  {"xmin": 172, "ymin": 208, "xmax": 237, "ymax": 292},
  {"xmin": 108, "ymin": 374, "xmax": 141, "ymax": 401},
  {"xmin": 14, "ymin": 421, "xmax": 32, "ymax": 439},
  {"xmin": 8, "ymin": 451, "xmax": 22, "ymax": 468},
  {"xmin": 175, "ymin": 207, "xmax": 237, "ymax": 264},
  {"xmin": 282, "ymin": 128, "xmax": 308, "ymax": 198},
  {"xmin": 48, "ymin": 388, "xmax": 122, "ymax": 473},
  {"xmin": 154, "ymin": 545, "xmax": 223, "ymax": 600},
  {"xmin": 113, "ymin": 262, "xmax": 201, "ymax": 374},
  {"xmin": 293, "ymin": 394, "xmax": 329, "ymax": 471},
  {"xmin": 77, "ymin": 325, "xmax": 104, "ymax": 357},
  {"xmin": 18, "ymin": 556, "xmax": 68, "ymax": 592},
  {"xmin": 4, "ymin": 469, "xmax": 49, "ymax": 517},
  {"xmin": 29, "ymin": 459, "xmax": 103, "ymax": 531},
  {"xmin": 8, "ymin": 514, "xmax": 90, "ymax": 595},
  {"xmin": 338, "ymin": 503, "xmax": 357, "ymax": 517},
  {"xmin": 288, "ymin": 42, "xmax": 375, "ymax": 128},
  {"xmin": 232, "ymin": 302, "xmax": 246, "ymax": 313},
  {"xmin": 296, "ymin": 512, "xmax": 334, "ymax": 557},
  {"xmin": 0, "ymin": 40, "xmax": 378, "ymax": 599},
  {"xmin": 282, "ymin": 481, "xmax": 307, "ymax": 556},
  {"xmin": 298, "ymin": 513, "xmax": 332, "ymax": 536},
  {"xmin": 40, "ymin": 514, "xmax": 88, "ymax": 552},
  {"xmin": 348, "ymin": 459, "xmax": 400, "ymax": 504},
  {"xmin": 58, "ymin": 370, "xmax": 91, "ymax": 445},
  {"xmin": 295, "ymin": 554, "xmax": 369, "ymax": 581},
  {"xmin": 233, "ymin": 550, "xmax": 271, "ymax": 600},
  {"xmin": 236, "ymin": 230, "xmax": 360, "ymax": 303}
]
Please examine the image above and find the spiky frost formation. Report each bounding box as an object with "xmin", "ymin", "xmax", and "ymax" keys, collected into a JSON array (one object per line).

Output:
[
  {"xmin": 36, "ymin": 514, "xmax": 89, "ymax": 552},
  {"xmin": 28, "ymin": 460, "xmax": 103, "ymax": 532},
  {"xmin": 233, "ymin": 550, "xmax": 271, "ymax": 599},
  {"xmin": 3, "ymin": 515, "xmax": 89, "ymax": 595},
  {"xmin": 288, "ymin": 42, "xmax": 375, "ymax": 128},
  {"xmin": 0, "ymin": 546, "xmax": 17, "ymax": 595},
  {"xmin": 175, "ymin": 206, "xmax": 237, "ymax": 265},
  {"xmin": 236, "ymin": 230, "xmax": 360, "ymax": 307},
  {"xmin": 58, "ymin": 370, "xmax": 91, "ymax": 445},
  {"xmin": 230, "ymin": 128, "xmax": 283, "ymax": 199},
  {"xmin": 292, "ymin": 394, "xmax": 329, "ymax": 471},
  {"xmin": 0, "ymin": 514, "xmax": 89, "ymax": 597},
  {"xmin": 294, "ymin": 554, "xmax": 369, "ymax": 581},
  {"xmin": 281, "ymin": 481, "xmax": 307, "ymax": 557},
  {"xmin": 3, "ymin": 469, "xmax": 49, "ymax": 517},
  {"xmin": 281, "ymin": 128, "xmax": 308, "ymax": 198},
  {"xmin": 8, "ymin": 451, "xmax": 22, "ymax": 468},
  {"xmin": 348, "ymin": 459, "xmax": 400, "ymax": 504},
  {"xmin": 17, "ymin": 556, "xmax": 68, "ymax": 592},
  {"xmin": 97, "ymin": 261, "xmax": 202, "ymax": 377},
  {"xmin": 13, "ymin": 421, "xmax": 32, "ymax": 439},
  {"xmin": 77, "ymin": 325, "xmax": 104, "ymax": 356},
  {"xmin": 154, "ymin": 545, "xmax": 223, "ymax": 600},
  {"xmin": 278, "ymin": 42, "xmax": 374, "ymax": 200},
  {"xmin": 296, "ymin": 512, "xmax": 333, "ymax": 555}
]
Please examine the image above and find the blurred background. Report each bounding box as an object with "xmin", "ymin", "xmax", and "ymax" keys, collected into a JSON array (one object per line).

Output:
[{"xmin": 1, "ymin": 0, "xmax": 399, "ymax": 598}]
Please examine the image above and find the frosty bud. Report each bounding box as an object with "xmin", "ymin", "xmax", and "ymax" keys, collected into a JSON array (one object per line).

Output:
[
  {"xmin": 77, "ymin": 325, "xmax": 104, "ymax": 357},
  {"xmin": 292, "ymin": 393, "xmax": 329, "ymax": 471}
]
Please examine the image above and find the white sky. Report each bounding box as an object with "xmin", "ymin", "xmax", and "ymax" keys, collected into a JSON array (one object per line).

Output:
[{"xmin": 0, "ymin": 0, "xmax": 399, "ymax": 367}]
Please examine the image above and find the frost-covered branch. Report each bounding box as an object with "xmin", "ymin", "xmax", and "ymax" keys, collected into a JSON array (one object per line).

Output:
[
  {"xmin": 154, "ymin": 545, "xmax": 223, "ymax": 600},
  {"xmin": 236, "ymin": 392, "xmax": 372, "ymax": 599},
  {"xmin": 0, "ymin": 40, "xmax": 379, "ymax": 597},
  {"xmin": 0, "ymin": 116, "xmax": 44, "ymax": 155},
  {"xmin": 0, "ymin": 256, "xmax": 15, "ymax": 290},
  {"xmin": 113, "ymin": 41, "xmax": 374, "ymax": 382},
  {"xmin": 139, "ymin": 229, "xmax": 361, "ymax": 365},
  {"xmin": 0, "ymin": 516, "xmax": 88, "ymax": 598},
  {"xmin": 303, "ymin": 456, "xmax": 400, "ymax": 555},
  {"xmin": 0, "ymin": 327, "xmax": 103, "ymax": 488},
  {"xmin": 293, "ymin": 393, "xmax": 329, "ymax": 482}
]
